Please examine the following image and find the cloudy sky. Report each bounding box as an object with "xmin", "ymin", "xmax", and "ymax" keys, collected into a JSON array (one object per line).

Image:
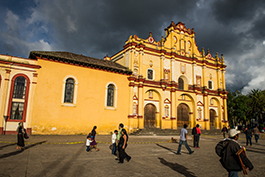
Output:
[{"xmin": 0, "ymin": 0, "xmax": 264, "ymax": 94}]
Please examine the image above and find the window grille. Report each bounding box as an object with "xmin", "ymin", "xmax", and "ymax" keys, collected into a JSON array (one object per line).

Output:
[
  {"xmin": 64, "ymin": 78, "xmax": 75, "ymax": 103},
  {"xmin": 107, "ymin": 84, "xmax": 114, "ymax": 106}
]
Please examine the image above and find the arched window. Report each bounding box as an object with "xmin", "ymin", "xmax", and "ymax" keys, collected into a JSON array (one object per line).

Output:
[
  {"xmin": 197, "ymin": 108, "xmax": 202, "ymax": 119},
  {"xmin": 64, "ymin": 78, "xmax": 75, "ymax": 103},
  {"xmin": 208, "ymin": 80, "xmax": 213, "ymax": 90},
  {"xmin": 133, "ymin": 103, "xmax": 137, "ymax": 115},
  {"xmin": 147, "ymin": 69, "xmax": 154, "ymax": 80},
  {"xmin": 13, "ymin": 76, "xmax": 27, "ymax": 99},
  {"xmin": 165, "ymin": 105, "xmax": 169, "ymax": 117},
  {"xmin": 178, "ymin": 77, "xmax": 184, "ymax": 90},
  {"xmin": 107, "ymin": 84, "xmax": 115, "ymax": 107},
  {"xmin": 8, "ymin": 74, "xmax": 30, "ymax": 121}
]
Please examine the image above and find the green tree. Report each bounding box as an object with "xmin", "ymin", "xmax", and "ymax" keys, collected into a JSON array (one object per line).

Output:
[
  {"xmin": 227, "ymin": 90, "xmax": 251, "ymax": 126},
  {"xmin": 248, "ymin": 89, "xmax": 265, "ymax": 124}
]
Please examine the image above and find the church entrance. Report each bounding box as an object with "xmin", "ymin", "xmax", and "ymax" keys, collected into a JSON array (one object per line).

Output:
[
  {"xmin": 210, "ymin": 109, "xmax": 216, "ymax": 129},
  {"xmin": 177, "ymin": 103, "xmax": 189, "ymax": 127},
  {"xmin": 144, "ymin": 104, "xmax": 156, "ymax": 128}
]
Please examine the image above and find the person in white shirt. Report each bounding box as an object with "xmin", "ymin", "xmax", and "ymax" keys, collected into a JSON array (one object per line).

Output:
[
  {"xmin": 176, "ymin": 124, "xmax": 194, "ymax": 155},
  {"xmin": 112, "ymin": 130, "xmax": 118, "ymax": 155},
  {"xmin": 86, "ymin": 134, "xmax": 92, "ymax": 152}
]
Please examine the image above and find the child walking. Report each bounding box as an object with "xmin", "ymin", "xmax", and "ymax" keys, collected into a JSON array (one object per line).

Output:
[
  {"xmin": 112, "ymin": 130, "xmax": 118, "ymax": 155},
  {"xmin": 86, "ymin": 134, "xmax": 92, "ymax": 152}
]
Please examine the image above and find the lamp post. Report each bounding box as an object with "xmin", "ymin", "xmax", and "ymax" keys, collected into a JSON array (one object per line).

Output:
[{"xmin": 3, "ymin": 115, "xmax": 8, "ymax": 135}]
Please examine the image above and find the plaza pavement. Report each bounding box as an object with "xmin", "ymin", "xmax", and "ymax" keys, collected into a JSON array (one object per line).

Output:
[{"xmin": 0, "ymin": 133, "xmax": 264, "ymax": 177}]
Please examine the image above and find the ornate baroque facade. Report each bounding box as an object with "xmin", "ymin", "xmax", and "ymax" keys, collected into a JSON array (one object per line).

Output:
[
  {"xmin": 111, "ymin": 21, "xmax": 228, "ymax": 130},
  {"xmin": 0, "ymin": 22, "xmax": 228, "ymax": 135}
]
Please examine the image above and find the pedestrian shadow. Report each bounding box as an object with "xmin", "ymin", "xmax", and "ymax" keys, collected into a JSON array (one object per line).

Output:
[
  {"xmin": 0, "ymin": 143, "xmax": 16, "ymax": 150},
  {"xmin": 156, "ymin": 144, "xmax": 189, "ymax": 155},
  {"xmin": 158, "ymin": 157, "xmax": 197, "ymax": 177},
  {"xmin": 245, "ymin": 148, "xmax": 265, "ymax": 154},
  {"xmin": 156, "ymin": 143, "xmax": 178, "ymax": 155},
  {"xmin": 0, "ymin": 141, "xmax": 46, "ymax": 159},
  {"xmin": 246, "ymin": 147, "xmax": 265, "ymax": 151},
  {"xmin": 55, "ymin": 145, "xmax": 85, "ymax": 176}
]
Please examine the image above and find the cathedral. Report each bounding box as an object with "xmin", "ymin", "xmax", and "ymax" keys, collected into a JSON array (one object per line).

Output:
[{"xmin": 0, "ymin": 22, "xmax": 228, "ymax": 135}]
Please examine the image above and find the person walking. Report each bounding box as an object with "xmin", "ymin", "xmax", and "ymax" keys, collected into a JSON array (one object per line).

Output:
[
  {"xmin": 86, "ymin": 134, "xmax": 92, "ymax": 152},
  {"xmin": 111, "ymin": 130, "xmax": 118, "ymax": 155},
  {"xmin": 217, "ymin": 129, "xmax": 254, "ymax": 177},
  {"xmin": 193, "ymin": 124, "xmax": 201, "ymax": 148},
  {"xmin": 118, "ymin": 129, "xmax": 131, "ymax": 163},
  {"xmin": 90, "ymin": 126, "xmax": 99, "ymax": 151},
  {"xmin": 115, "ymin": 123, "xmax": 124, "ymax": 160},
  {"xmin": 253, "ymin": 125, "xmax": 260, "ymax": 143},
  {"xmin": 244, "ymin": 125, "xmax": 252, "ymax": 147},
  {"xmin": 16, "ymin": 122, "xmax": 25, "ymax": 150},
  {"xmin": 176, "ymin": 124, "xmax": 194, "ymax": 155},
  {"xmin": 221, "ymin": 125, "xmax": 228, "ymax": 138}
]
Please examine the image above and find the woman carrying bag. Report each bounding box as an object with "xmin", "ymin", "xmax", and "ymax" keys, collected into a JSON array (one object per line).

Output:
[{"xmin": 16, "ymin": 122, "xmax": 27, "ymax": 150}]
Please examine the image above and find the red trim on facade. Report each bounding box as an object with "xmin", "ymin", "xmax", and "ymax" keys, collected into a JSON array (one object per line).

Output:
[
  {"xmin": 137, "ymin": 115, "xmax": 143, "ymax": 118},
  {"xmin": 122, "ymin": 43, "xmax": 226, "ymax": 69},
  {"xmin": 26, "ymin": 128, "xmax": 32, "ymax": 135},
  {"xmin": 6, "ymin": 69, "xmax": 11, "ymax": 74},
  {"xmin": 0, "ymin": 60, "xmax": 41, "ymax": 69},
  {"xmin": 7, "ymin": 74, "xmax": 30, "ymax": 122},
  {"xmin": 0, "ymin": 127, "xmax": 3, "ymax": 134},
  {"xmin": 33, "ymin": 73, "xmax": 38, "ymax": 77},
  {"xmin": 171, "ymin": 117, "xmax": 176, "ymax": 120},
  {"xmin": 37, "ymin": 57, "xmax": 131, "ymax": 76},
  {"xmin": 128, "ymin": 115, "xmax": 136, "ymax": 118}
]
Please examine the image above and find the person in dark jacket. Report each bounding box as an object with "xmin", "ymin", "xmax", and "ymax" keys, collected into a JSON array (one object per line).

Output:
[
  {"xmin": 90, "ymin": 126, "xmax": 99, "ymax": 151},
  {"xmin": 220, "ymin": 129, "xmax": 253, "ymax": 177},
  {"xmin": 192, "ymin": 124, "xmax": 201, "ymax": 148},
  {"xmin": 118, "ymin": 129, "xmax": 131, "ymax": 163},
  {"xmin": 244, "ymin": 125, "xmax": 252, "ymax": 146},
  {"xmin": 16, "ymin": 122, "xmax": 25, "ymax": 150}
]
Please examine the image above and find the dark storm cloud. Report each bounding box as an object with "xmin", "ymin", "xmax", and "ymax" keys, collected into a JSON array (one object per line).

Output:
[
  {"xmin": 0, "ymin": 0, "xmax": 265, "ymax": 94},
  {"xmin": 209, "ymin": 0, "xmax": 265, "ymax": 93},
  {"xmin": 33, "ymin": 0, "xmax": 196, "ymax": 58}
]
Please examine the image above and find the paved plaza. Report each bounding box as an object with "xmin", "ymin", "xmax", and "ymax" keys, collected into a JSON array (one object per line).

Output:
[{"xmin": 0, "ymin": 134, "xmax": 264, "ymax": 177}]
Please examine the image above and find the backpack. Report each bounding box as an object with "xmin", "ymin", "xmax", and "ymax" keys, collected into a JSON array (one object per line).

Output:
[
  {"xmin": 215, "ymin": 139, "xmax": 230, "ymax": 157},
  {"xmin": 192, "ymin": 127, "xmax": 197, "ymax": 135}
]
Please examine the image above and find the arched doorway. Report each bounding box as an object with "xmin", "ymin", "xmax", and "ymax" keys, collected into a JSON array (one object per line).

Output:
[
  {"xmin": 144, "ymin": 104, "xmax": 156, "ymax": 128},
  {"xmin": 177, "ymin": 103, "xmax": 189, "ymax": 127},
  {"xmin": 210, "ymin": 109, "xmax": 216, "ymax": 129}
]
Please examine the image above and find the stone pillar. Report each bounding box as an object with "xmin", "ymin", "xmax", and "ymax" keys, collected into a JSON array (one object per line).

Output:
[
  {"xmin": 0, "ymin": 69, "xmax": 11, "ymax": 134},
  {"xmin": 223, "ymin": 97, "xmax": 228, "ymax": 126},
  {"xmin": 138, "ymin": 76, "xmax": 144, "ymax": 129},
  {"xmin": 204, "ymin": 94, "xmax": 210, "ymax": 130},
  {"xmin": 25, "ymin": 73, "xmax": 38, "ymax": 135},
  {"xmin": 171, "ymin": 87, "xmax": 177, "ymax": 129}
]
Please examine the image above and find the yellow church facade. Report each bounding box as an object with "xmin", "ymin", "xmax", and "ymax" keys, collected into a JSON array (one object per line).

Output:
[
  {"xmin": 111, "ymin": 21, "xmax": 228, "ymax": 131},
  {"xmin": 0, "ymin": 22, "xmax": 228, "ymax": 135}
]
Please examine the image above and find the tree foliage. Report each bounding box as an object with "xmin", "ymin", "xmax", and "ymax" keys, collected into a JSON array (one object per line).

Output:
[{"xmin": 227, "ymin": 89, "xmax": 265, "ymax": 126}]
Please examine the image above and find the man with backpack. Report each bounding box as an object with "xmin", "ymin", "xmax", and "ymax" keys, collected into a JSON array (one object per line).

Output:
[
  {"xmin": 215, "ymin": 129, "xmax": 253, "ymax": 177},
  {"xmin": 192, "ymin": 124, "xmax": 201, "ymax": 148}
]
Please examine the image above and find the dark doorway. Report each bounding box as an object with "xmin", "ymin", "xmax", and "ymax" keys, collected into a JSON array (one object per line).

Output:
[
  {"xmin": 210, "ymin": 109, "xmax": 216, "ymax": 128},
  {"xmin": 177, "ymin": 103, "xmax": 189, "ymax": 127},
  {"xmin": 144, "ymin": 104, "xmax": 156, "ymax": 128}
]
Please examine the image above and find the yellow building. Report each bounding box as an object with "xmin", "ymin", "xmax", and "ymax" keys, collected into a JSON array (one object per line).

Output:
[
  {"xmin": 0, "ymin": 54, "xmax": 40, "ymax": 134},
  {"xmin": 111, "ymin": 21, "xmax": 228, "ymax": 131},
  {"xmin": 0, "ymin": 22, "xmax": 228, "ymax": 135}
]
